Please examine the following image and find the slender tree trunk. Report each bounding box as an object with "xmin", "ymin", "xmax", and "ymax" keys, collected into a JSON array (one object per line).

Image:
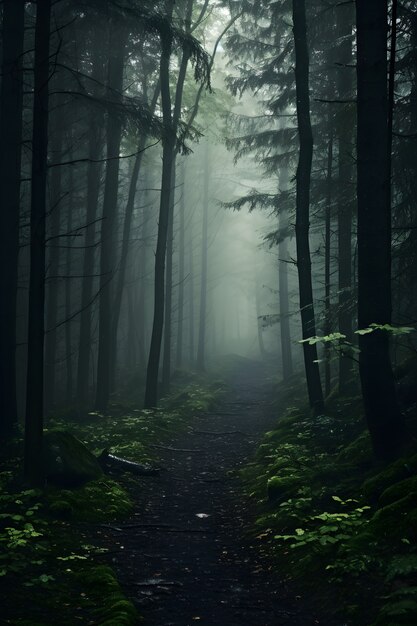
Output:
[
  {"xmin": 255, "ymin": 279, "xmax": 266, "ymax": 357},
  {"xmin": 162, "ymin": 163, "xmax": 176, "ymax": 392},
  {"xmin": 110, "ymin": 149, "xmax": 144, "ymax": 390},
  {"xmin": 337, "ymin": 4, "xmax": 355, "ymax": 394},
  {"xmin": 189, "ymin": 219, "xmax": 195, "ymax": 366},
  {"xmin": 0, "ymin": 0, "xmax": 25, "ymax": 438},
  {"xmin": 65, "ymin": 161, "xmax": 74, "ymax": 404},
  {"xmin": 176, "ymin": 160, "xmax": 186, "ymax": 368},
  {"xmin": 126, "ymin": 286, "xmax": 137, "ymax": 371},
  {"xmin": 325, "ymin": 135, "xmax": 333, "ymax": 397},
  {"xmin": 137, "ymin": 180, "xmax": 150, "ymax": 368},
  {"xmin": 293, "ymin": 0, "xmax": 324, "ymax": 413},
  {"xmin": 196, "ymin": 142, "xmax": 210, "ymax": 372},
  {"xmin": 356, "ymin": 0, "xmax": 405, "ymax": 461},
  {"xmin": 144, "ymin": 0, "xmax": 194, "ymax": 406},
  {"xmin": 95, "ymin": 25, "xmax": 127, "ymax": 410},
  {"xmin": 145, "ymin": 133, "xmax": 175, "ymax": 407},
  {"xmin": 278, "ymin": 168, "xmax": 293, "ymax": 381},
  {"xmin": 77, "ymin": 44, "xmax": 105, "ymax": 407},
  {"xmin": 24, "ymin": 0, "xmax": 52, "ymax": 486},
  {"xmin": 110, "ymin": 85, "xmax": 160, "ymax": 388},
  {"xmin": 44, "ymin": 127, "xmax": 63, "ymax": 411}
]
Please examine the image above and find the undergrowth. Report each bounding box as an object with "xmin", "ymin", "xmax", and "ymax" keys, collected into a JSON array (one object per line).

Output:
[
  {"xmin": 242, "ymin": 370, "xmax": 417, "ymax": 626},
  {"xmin": 0, "ymin": 372, "xmax": 225, "ymax": 625}
]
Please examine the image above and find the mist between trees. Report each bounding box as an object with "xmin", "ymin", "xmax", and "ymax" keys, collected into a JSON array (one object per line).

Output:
[{"xmin": 0, "ymin": 0, "xmax": 416, "ymax": 485}]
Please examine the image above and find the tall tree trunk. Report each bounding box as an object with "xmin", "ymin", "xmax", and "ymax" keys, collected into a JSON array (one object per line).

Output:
[
  {"xmin": 255, "ymin": 278, "xmax": 266, "ymax": 358},
  {"xmin": 162, "ymin": 163, "xmax": 176, "ymax": 391},
  {"xmin": 110, "ymin": 85, "xmax": 160, "ymax": 389},
  {"xmin": 278, "ymin": 167, "xmax": 293, "ymax": 381},
  {"xmin": 144, "ymin": 0, "xmax": 193, "ymax": 406},
  {"xmin": 110, "ymin": 149, "xmax": 144, "ymax": 390},
  {"xmin": 337, "ymin": 4, "xmax": 355, "ymax": 394},
  {"xmin": 176, "ymin": 160, "xmax": 186, "ymax": 368},
  {"xmin": 189, "ymin": 218, "xmax": 195, "ymax": 366},
  {"xmin": 196, "ymin": 142, "xmax": 210, "ymax": 372},
  {"xmin": 0, "ymin": 0, "xmax": 25, "ymax": 438},
  {"xmin": 65, "ymin": 160, "xmax": 74, "ymax": 404},
  {"xmin": 95, "ymin": 25, "xmax": 127, "ymax": 410},
  {"xmin": 356, "ymin": 0, "xmax": 405, "ymax": 461},
  {"xmin": 24, "ymin": 0, "xmax": 52, "ymax": 486},
  {"xmin": 325, "ymin": 135, "xmax": 333, "ymax": 397},
  {"xmin": 44, "ymin": 127, "xmax": 63, "ymax": 411},
  {"xmin": 137, "ymin": 179, "xmax": 150, "ymax": 369},
  {"xmin": 77, "ymin": 44, "xmax": 105, "ymax": 407},
  {"xmin": 293, "ymin": 0, "xmax": 324, "ymax": 413}
]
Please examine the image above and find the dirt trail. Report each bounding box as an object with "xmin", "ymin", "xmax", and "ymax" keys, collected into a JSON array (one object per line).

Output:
[{"xmin": 96, "ymin": 361, "xmax": 319, "ymax": 626}]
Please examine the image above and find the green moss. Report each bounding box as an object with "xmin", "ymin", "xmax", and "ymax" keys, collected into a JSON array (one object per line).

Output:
[
  {"xmin": 267, "ymin": 474, "xmax": 302, "ymax": 501},
  {"xmin": 337, "ymin": 431, "xmax": 373, "ymax": 468},
  {"xmin": 379, "ymin": 475, "xmax": 417, "ymax": 507},
  {"xmin": 76, "ymin": 565, "xmax": 139, "ymax": 625},
  {"xmin": 362, "ymin": 453, "xmax": 417, "ymax": 501},
  {"xmin": 367, "ymin": 492, "xmax": 417, "ymax": 540},
  {"xmin": 44, "ymin": 430, "xmax": 103, "ymax": 487},
  {"xmin": 46, "ymin": 477, "xmax": 133, "ymax": 522}
]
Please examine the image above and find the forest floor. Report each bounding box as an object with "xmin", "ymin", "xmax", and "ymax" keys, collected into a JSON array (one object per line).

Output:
[{"xmin": 91, "ymin": 359, "xmax": 322, "ymax": 626}]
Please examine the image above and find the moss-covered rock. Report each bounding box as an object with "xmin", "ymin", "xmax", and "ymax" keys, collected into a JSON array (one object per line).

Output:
[
  {"xmin": 337, "ymin": 431, "xmax": 373, "ymax": 468},
  {"xmin": 44, "ymin": 430, "xmax": 103, "ymax": 487},
  {"xmin": 379, "ymin": 475, "xmax": 417, "ymax": 508},
  {"xmin": 367, "ymin": 492, "xmax": 417, "ymax": 540},
  {"xmin": 362, "ymin": 453, "xmax": 417, "ymax": 502}
]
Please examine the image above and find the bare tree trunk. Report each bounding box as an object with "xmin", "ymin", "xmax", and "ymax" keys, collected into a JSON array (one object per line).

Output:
[
  {"xmin": 137, "ymin": 179, "xmax": 150, "ymax": 369},
  {"xmin": 293, "ymin": 0, "xmax": 324, "ymax": 413},
  {"xmin": 356, "ymin": 0, "xmax": 405, "ymax": 461},
  {"xmin": 44, "ymin": 127, "xmax": 63, "ymax": 411},
  {"xmin": 337, "ymin": 4, "xmax": 355, "ymax": 394},
  {"xmin": 189, "ymin": 218, "xmax": 195, "ymax": 366},
  {"xmin": 110, "ymin": 85, "xmax": 160, "ymax": 389},
  {"xmin": 0, "ymin": 0, "xmax": 25, "ymax": 438},
  {"xmin": 77, "ymin": 43, "xmax": 105, "ymax": 407},
  {"xmin": 325, "ymin": 135, "xmax": 333, "ymax": 397},
  {"xmin": 255, "ymin": 278, "xmax": 266, "ymax": 358},
  {"xmin": 196, "ymin": 141, "xmax": 210, "ymax": 372},
  {"xmin": 162, "ymin": 163, "xmax": 176, "ymax": 392},
  {"xmin": 278, "ymin": 168, "xmax": 293, "ymax": 381},
  {"xmin": 24, "ymin": 0, "xmax": 52, "ymax": 486},
  {"xmin": 65, "ymin": 159, "xmax": 74, "ymax": 404},
  {"xmin": 95, "ymin": 24, "xmax": 127, "ymax": 410},
  {"xmin": 176, "ymin": 160, "xmax": 186, "ymax": 369}
]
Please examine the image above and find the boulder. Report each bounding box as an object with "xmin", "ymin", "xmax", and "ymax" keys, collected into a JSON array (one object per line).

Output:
[{"xmin": 44, "ymin": 430, "xmax": 103, "ymax": 487}]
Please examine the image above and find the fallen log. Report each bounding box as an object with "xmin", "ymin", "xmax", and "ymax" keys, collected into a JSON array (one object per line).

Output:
[{"xmin": 98, "ymin": 450, "xmax": 160, "ymax": 476}]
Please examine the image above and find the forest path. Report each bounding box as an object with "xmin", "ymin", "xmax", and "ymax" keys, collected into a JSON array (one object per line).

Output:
[{"xmin": 97, "ymin": 360, "xmax": 318, "ymax": 626}]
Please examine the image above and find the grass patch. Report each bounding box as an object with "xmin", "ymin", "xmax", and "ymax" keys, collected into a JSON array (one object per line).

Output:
[
  {"xmin": 242, "ymin": 371, "xmax": 417, "ymax": 626},
  {"xmin": 1, "ymin": 372, "xmax": 225, "ymax": 624}
]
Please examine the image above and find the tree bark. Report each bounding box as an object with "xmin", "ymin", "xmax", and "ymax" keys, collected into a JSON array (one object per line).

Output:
[
  {"xmin": 44, "ymin": 126, "xmax": 63, "ymax": 411},
  {"xmin": 162, "ymin": 163, "xmax": 176, "ymax": 392},
  {"xmin": 356, "ymin": 0, "xmax": 405, "ymax": 461},
  {"xmin": 24, "ymin": 0, "xmax": 52, "ymax": 486},
  {"xmin": 337, "ymin": 4, "xmax": 355, "ymax": 394},
  {"xmin": 77, "ymin": 43, "xmax": 105, "ymax": 407},
  {"xmin": 95, "ymin": 24, "xmax": 127, "ymax": 410},
  {"xmin": 278, "ymin": 167, "xmax": 293, "ymax": 381},
  {"xmin": 325, "ymin": 135, "xmax": 333, "ymax": 397},
  {"xmin": 293, "ymin": 0, "xmax": 324, "ymax": 413},
  {"xmin": 0, "ymin": 0, "xmax": 25, "ymax": 438},
  {"xmin": 176, "ymin": 160, "xmax": 186, "ymax": 368},
  {"xmin": 196, "ymin": 141, "xmax": 210, "ymax": 372}
]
